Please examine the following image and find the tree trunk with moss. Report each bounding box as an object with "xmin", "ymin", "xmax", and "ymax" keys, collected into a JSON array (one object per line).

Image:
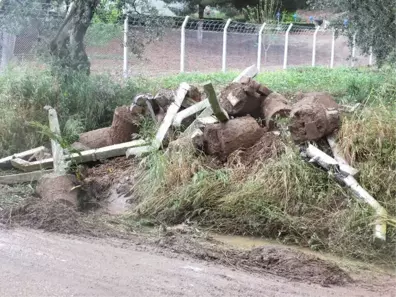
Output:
[{"xmin": 50, "ymin": 0, "xmax": 100, "ymax": 75}]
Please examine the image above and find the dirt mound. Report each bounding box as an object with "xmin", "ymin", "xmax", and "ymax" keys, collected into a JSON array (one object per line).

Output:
[
  {"xmin": 242, "ymin": 246, "xmax": 352, "ymax": 286},
  {"xmin": 228, "ymin": 132, "xmax": 285, "ymax": 166},
  {"xmin": 0, "ymin": 198, "xmax": 128, "ymax": 237},
  {"xmin": 81, "ymin": 157, "xmax": 137, "ymax": 211},
  {"xmin": 154, "ymin": 233, "xmax": 352, "ymax": 286}
]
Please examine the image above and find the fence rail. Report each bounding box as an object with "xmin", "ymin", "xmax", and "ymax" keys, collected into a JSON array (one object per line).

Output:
[{"xmin": 0, "ymin": 15, "xmax": 373, "ymax": 77}]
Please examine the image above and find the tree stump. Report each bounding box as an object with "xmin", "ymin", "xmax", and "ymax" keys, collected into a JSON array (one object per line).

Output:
[
  {"xmin": 289, "ymin": 95, "xmax": 340, "ymax": 142},
  {"xmin": 261, "ymin": 92, "xmax": 292, "ymax": 129},
  {"xmin": 110, "ymin": 106, "xmax": 140, "ymax": 145},
  {"xmin": 203, "ymin": 116, "xmax": 264, "ymax": 160}
]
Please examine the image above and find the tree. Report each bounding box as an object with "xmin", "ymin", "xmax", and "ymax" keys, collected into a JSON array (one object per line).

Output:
[
  {"xmin": 163, "ymin": 0, "xmax": 306, "ymax": 18},
  {"xmin": 0, "ymin": 0, "xmax": 163, "ymax": 74},
  {"xmin": 309, "ymin": 0, "xmax": 396, "ymax": 65},
  {"xmin": 50, "ymin": 1, "xmax": 101, "ymax": 75}
]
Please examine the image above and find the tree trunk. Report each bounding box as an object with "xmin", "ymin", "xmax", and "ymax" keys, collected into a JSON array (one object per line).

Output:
[
  {"xmin": 198, "ymin": 4, "xmax": 205, "ymax": 19},
  {"xmin": 0, "ymin": 31, "xmax": 16, "ymax": 72},
  {"xmin": 50, "ymin": 0, "xmax": 100, "ymax": 74}
]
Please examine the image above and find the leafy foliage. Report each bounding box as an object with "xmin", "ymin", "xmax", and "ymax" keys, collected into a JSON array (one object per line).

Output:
[{"xmin": 309, "ymin": 0, "xmax": 396, "ymax": 66}]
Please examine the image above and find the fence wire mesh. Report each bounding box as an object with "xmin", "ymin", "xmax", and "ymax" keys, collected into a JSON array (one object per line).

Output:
[{"xmin": 1, "ymin": 13, "xmax": 372, "ymax": 78}]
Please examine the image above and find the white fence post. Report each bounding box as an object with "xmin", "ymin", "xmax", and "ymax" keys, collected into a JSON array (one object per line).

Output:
[
  {"xmin": 222, "ymin": 18, "xmax": 232, "ymax": 73},
  {"xmin": 283, "ymin": 23, "xmax": 293, "ymax": 70},
  {"xmin": 351, "ymin": 33, "xmax": 356, "ymax": 67},
  {"xmin": 330, "ymin": 28, "xmax": 335, "ymax": 68},
  {"xmin": 312, "ymin": 26, "xmax": 320, "ymax": 67},
  {"xmin": 257, "ymin": 22, "xmax": 266, "ymax": 72},
  {"xmin": 123, "ymin": 15, "xmax": 129, "ymax": 79},
  {"xmin": 180, "ymin": 16, "xmax": 189, "ymax": 73},
  {"xmin": 369, "ymin": 46, "xmax": 373, "ymax": 66}
]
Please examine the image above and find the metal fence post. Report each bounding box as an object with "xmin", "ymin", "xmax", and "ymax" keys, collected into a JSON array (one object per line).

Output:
[
  {"xmin": 351, "ymin": 33, "xmax": 356, "ymax": 67},
  {"xmin": 312, "ymin": 26, "xmax": 320, "ymax": 67},
  {"xmin": 330, "ymin": 28, "xmax": 335, "ymax": 68},
  {"xmin": 222, "ymin": 18, "xmax": 232, "ymax": 73},
  {"xmin": 369, "ymin": 46, "xmax": 373, "ymax": 66},
  {"xmin": 257, "ymin": 22, "xmax": 266, "ymax": 72},
  {"xmin": 123, "ymin": 15, "xmax": 129, "ymax": 79},
  {"xmin": 283, "ymin": 23, "xmax": 293, "ymax": 70},
  {"xmin": 180, "ymin": 16, "xmax": 189, "ymax": 73}
]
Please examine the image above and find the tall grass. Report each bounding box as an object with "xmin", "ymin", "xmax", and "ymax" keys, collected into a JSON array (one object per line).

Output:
[{"xmin": 0, "ymin": 66, "xmax": 139, "ymax": 157}]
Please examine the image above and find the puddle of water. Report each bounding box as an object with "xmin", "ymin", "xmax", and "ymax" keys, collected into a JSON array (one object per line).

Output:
[
  {"xmin": 105, "ymin": 189, "xmax": 130, "ymax": 215},
  {"xmin": 212, "ymin": 233, "xmax": 396, "ymax": 274},
  {"xmin": 213, "ymin": 234, "xmax": 280, "ymax": 250}
]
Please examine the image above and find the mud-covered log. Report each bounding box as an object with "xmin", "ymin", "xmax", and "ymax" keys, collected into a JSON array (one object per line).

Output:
[
  {"xmin": 203, "ymin": 116, "xmax": 264, "ymax": 160},
  {"xmin": 110, "ymin": 106, "xmax": 140, "ymax": 145},
  {"xmin": 289, "ymin": 95, "xmax": 340, "ymax": 142},
  {"xmin": 36, "ymin": 173, "xmax": 79, "ymax": 207},
  {"xmin": 79, "ymin": 127, "xmax": 113, "ymax": 149},
  {"xmin": 219, "ymin": 83, "xmax": 262, "ymax": 118},
  {"xmin": 262, "ymin": 92, "xmax": 292, "ymax": 129}
]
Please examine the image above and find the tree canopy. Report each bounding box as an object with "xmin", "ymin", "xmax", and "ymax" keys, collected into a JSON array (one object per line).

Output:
[{"xmin": 309, "ymin": 0, "xmax": 396, "ymax": 65}]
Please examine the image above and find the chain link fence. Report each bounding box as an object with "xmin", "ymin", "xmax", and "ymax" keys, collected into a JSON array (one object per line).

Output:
[{"xmin": 0, "ymin": 14, "xmax": 373, "ymax": 77}]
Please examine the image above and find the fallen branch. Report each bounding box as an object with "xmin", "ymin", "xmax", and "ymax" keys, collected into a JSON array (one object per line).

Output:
[
  {"xmin": 204, "ymin": 82, "xmax": 229, "ymax": 122},
  {"xmin": 304, "ymin": 143, "xmax": 387, "ymax": 242},
  {"xmin": 0, "ymin": 170, "xmax": 53, "ymax": 185},
  {"xmin": 8, "ymin": 139, "xmax": 148, "ymax": 172},
  {"xmin": 327, "ymin": 134, "xmax": 359, "ymax": 176},
  {"xmin": 0, "ymin": 146, "xmax": 46, "ymax": 170},
  {"xmin": 173, "ymin": 99, "xmax": 210, "ymax": 128}
]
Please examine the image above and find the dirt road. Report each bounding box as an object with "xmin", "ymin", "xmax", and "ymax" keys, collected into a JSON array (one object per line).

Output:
[{"xmin": 0, "ymin": 228, "xmax": 392, "ymax": 297}]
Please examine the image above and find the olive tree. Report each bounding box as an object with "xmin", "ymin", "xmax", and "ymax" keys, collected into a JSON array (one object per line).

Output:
[{"xmin": 309, "ymin": 0, "xmax": 396, "ymax": 65}]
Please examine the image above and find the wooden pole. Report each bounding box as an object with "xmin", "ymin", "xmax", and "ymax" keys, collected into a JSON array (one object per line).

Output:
[{"xmin": 204, "ymin": 83, "xmax": 229, "ymax": 122}]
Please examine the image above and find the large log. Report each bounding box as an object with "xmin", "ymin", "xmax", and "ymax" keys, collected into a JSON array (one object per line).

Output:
[
  {"xmin": 219, "ymin": 82, "xmax": 262, "ymax": 118},
  {"xmin": 262, "ymin": 92, "xmax": 292, "ymax": 129},
  {"xmin": 110, "ymin": 106, "xmax": 140, "ymax": 145},
  {"xmin": 182, "ymin": 65, "xmax": 259, "ymax": 136},
  {"xmin": 79, "ymin": 127, "xmax": 113, "ymax": 149},
  {"xmin": 203, "ymin": 116, "xmax": 264, "ymax": 160},
  {"xmin": 289, "ymin": 95, "xmax": 340, "ymax": 143}
]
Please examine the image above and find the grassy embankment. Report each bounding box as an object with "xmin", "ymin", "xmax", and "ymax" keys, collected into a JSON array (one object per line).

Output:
[{"xmin": 0, "ymin": 66, "xmax": 395, "ymax": 264}]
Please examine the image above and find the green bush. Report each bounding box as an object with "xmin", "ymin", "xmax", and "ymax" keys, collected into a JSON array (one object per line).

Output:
[{"xmin": 0, "ymin": 67, "xmax": 138, "ymax": 157}]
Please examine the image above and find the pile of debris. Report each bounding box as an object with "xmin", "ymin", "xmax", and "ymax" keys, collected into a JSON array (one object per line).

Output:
[{"xmin": 0, "ymin": 65, "xmax": 388, "ymax": 243}]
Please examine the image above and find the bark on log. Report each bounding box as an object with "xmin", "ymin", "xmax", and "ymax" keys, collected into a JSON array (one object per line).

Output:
[
  {"xmin": 203, "ymin": 116, "xmax": 264, "ymax": 160},
  {"xmin": 219, "ymin": 83, "xmax": 262, "ymax": 118},
  {"xmin": 111, "ymin": 106, "xmax": 140, "ymax": 145},
  {"xmin": 262, "ymin": 92, "xmax": 292, "ymax": 129},
  {"xmin": 289, "ymin": 96, "xmax": 340, "ymax": 142},
  {"xmin": 79, "ymin": 127, "xmax": 113, "ymax": 149},
  {"xmin": 183, "ymin": 65, "xmax": 259, "ymax": 136},
  {"xmin": 36, "ymin": 173, "xmax": 78, "ymax": 208}
]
